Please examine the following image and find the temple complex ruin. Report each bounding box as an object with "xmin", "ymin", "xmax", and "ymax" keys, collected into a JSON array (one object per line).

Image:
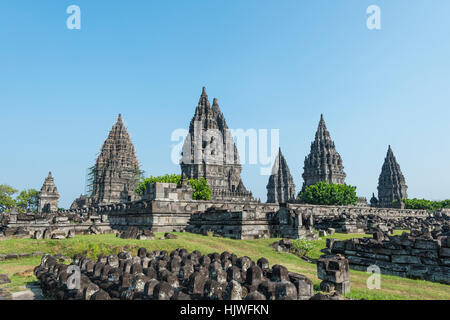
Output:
[
  {"xmin": 2, "ymin": 87, "xmax": 449, "ymax": 286},
  {"xmin": 301, "ymin": 114, "xmax": 346, "ymax": 190}
]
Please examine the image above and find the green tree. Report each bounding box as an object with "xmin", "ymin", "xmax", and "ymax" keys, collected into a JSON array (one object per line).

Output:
[
  {"xmin": 135, "ymin": 174, "xmax": 211, "ymax": 200},
  {"xmin": 298, "ymin": 181, "xmax": 358, "ymax": 206},
  {"xmin": 16, "ymin": 189, "xmax": 39, "ymax": 213},
  {"xmin": 402, "ymin": 198, "xmax": 450, "ymax": 212},
  {"xmin": 188, "ymin": 178, "xmax": 212, "ymax": 201},
  {"xmin": 0, "ymin": 184, "xmax": 18, "ymax": 213}
]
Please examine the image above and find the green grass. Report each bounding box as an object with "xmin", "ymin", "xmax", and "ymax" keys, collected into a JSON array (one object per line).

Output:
[{"xmin": 0, "ymin": 232, "xmax": 449, "ymax": 300}]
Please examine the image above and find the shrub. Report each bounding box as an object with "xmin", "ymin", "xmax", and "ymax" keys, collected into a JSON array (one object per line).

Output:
[
  {"xmin": 136, "ymin": 174, "xmax": 211, "ymax": 201},
  {"xmin": 298, "ymin": 181, "xmax": 358, "ymax": 206},
  {"xmin": 135, "ymin": 174, "xmax": 181, "ymax": 195},
  {"xmin": 188, "ymin": 178, "xmax": 212, "ymax": 201},
  {"xmin": 290, "ymin": 239, "xmax": 315, "ymax": 257},
  {"xmin": 402, "ymin": 198, "xmax": 450, "ymax": 211}
]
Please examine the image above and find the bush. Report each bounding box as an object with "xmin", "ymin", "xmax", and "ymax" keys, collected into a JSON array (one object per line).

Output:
[
  {"xmin": 136, "ymin": 174, "xmax": 181, "ymax": 195},
  {"xmin": 402, "ymin": 198, "xmax": 450, "ymax": 211},
  {"xmin": 298, "ymin": 181, "xmax": 358, "ymax": 206},
  {"xmin": 136, "ymin": 174, "xmax": 211, "ymax": 201},
  {"xmin": 188, "ymin": 178, "xmax": 212, "ymax": 201},
  {"xmin": 290, "ymin": 239, "xmax": 315, "ymax": 257}
]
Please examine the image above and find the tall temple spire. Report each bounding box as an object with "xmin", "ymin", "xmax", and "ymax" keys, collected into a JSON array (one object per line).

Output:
[
  {"xmin": 181, "ymin": 87, "xmax": 252, "ymax": 201},
  {"xmin": 266, "ymin": 148, "xmax": 296, "ymax": 203},
  {"xmin": 90, "ymin": 114, "xmax": 140, "ymax": 205},
  {"xmin": 302, "ymin": 114, "xmax": 346, "ymax": 190},
  {"xmin": 38, "ymin": 171, "xmax": 60, "ymax": 213},
  {"xmin": 377, "ymin": 145, "xmax": 408, "ymax": 208}
]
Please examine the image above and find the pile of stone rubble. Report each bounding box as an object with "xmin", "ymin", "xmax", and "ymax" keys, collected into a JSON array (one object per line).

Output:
[
  {"xmin": 33, "ymin": 248, "xmax": 329, "ymax": 300},
  {"xmin": 327, "ymin": 229, "xmax": 450, "ymax": 284}
]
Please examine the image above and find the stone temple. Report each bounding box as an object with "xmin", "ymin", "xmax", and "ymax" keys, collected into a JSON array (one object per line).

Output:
[
  {"xmin": 180, "ymin": 87, "xmax": 253, "ymax": 201},
  {"xmin": 37, "ymin": 172, "xmax": 60, "ymax": 213},
  {"xmin": 90, "ymin": 114, "xmax": 141, "ymax": 205},
  {"xmin": 376, "ymin": 145, "xmax": 408, "ymax": 208},
  {"xmin": 266, "ymin": 148, "xmax": 296, "ymax": 203},
  {"xmin": 301, "ymin": 114, "xmax": 346, "ymax": 190},
  {"xmin": 71, "ymin": 114, "xmax": 141, "ymax": 208}
]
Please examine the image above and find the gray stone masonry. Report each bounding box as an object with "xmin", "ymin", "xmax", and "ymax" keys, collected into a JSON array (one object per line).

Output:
[{"xmin": 329, "ymin": 230, "xmax": 450, "ymax": 284}]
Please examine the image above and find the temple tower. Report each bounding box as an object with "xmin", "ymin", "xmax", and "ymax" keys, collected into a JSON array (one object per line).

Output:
[
  {"xmin": 266, "ymin": 148, "xmax": 296, "ymax": 203},
  {"xmin": 377, "ymin": 145, "xmax": 408, "ymax": 208},
  {"xmin": 180, "ymin": 87, "xmax": 252, "ymax": 200},
  {"xmin": 90, "ymin": 114, "xmax": 141, "ymax": 205},
  {"xmin": 302, "ymin": 114, "xmax": 346, "ymax": 190},
  {"xmin": 38, "ymin": 172, "xmax": 60, "ymax": 213}
]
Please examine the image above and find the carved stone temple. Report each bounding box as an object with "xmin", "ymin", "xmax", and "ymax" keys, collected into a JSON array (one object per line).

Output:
[
  {"xmin": 72, "ymin": 114, "xmax": 141, "ymax": 209},
  {"xmin": 266, "ymin": 148, "xmax": 296, "ymax": 203},
  {"xmin": 37, "ymin": 172, "xmax": 60, "ymax": 213},
  {"xmin": 376, "ymin": 145, "xmax": 408, "ymax": 208},
  {"xmin": 180, "ymin": 87, "xmax": 253, "ymax": 201},
  {"xmin": 90, "ymin": 114, "xmax": 141, "ymax": 205},
  {"xmin": 301, "ymin": 114, "xmax": 346, "ymax": 190}
]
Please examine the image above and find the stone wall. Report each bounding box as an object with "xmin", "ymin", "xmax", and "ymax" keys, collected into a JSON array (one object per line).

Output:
[
  {"xmin": 186, "ymin": 206, "xmax": 317, "ymax": 240},
  {"xmin": 328, "ymin": 231, "xmax": 450, "ymax": 284},
  {"xmin": 2, "ymin": 184, "xmax": 447, "ymax": 240},
  {"xmin": 0, "ymin": 209, "xmax": 112, "ymax": 239}
]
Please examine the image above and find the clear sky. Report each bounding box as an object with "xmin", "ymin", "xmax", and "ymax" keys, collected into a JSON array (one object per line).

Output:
[{"xmin": 1, "ymin": 1, "xmax": 449, "ymax": 208}]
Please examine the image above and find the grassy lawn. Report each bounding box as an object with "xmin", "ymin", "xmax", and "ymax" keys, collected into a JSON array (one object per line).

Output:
[{"xmin": 1, "ymin": 232, "xmax": 449, "ymax": 300}]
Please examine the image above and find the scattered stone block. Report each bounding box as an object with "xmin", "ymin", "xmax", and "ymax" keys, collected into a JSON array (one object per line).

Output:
[{"xmin": 0, "ymin": 274, "xmax": 11, "ymax": 285}]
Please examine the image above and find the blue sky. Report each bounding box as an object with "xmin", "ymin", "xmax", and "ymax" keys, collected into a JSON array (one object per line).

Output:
[{"xmin": 1, "ymin": 1, "xmax": 449, "ymax": 208}]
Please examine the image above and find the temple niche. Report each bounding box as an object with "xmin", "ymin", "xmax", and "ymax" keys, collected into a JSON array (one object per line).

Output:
[
  {"xmin": 38, "ymin": 172, "xmax": 60, "ymax": 213},
  {"xmin": 301, "ymin": 114, "xmax": 346, "ymax": 190},
  {"xmin": 266, "ymin": 148, "xmax": 296, "ymax": 203},
  {"xmin": 376, "ymin": 145, "xmax": 408, "ymax": 208},
  {"xmin": 180, "ymin": 87, "xmax": 253, "ymax": 201}
]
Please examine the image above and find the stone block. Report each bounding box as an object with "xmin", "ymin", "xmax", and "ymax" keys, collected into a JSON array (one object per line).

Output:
[
  {"xmin": 336, "ymin": 280, "xmax": 350, "ymax": 295},
  {"xmin": 153, "ymin": 281, "xmax": 174, "ymax": 300},
  {"xmin": 223, "ymin": 280, "xmax": 242, "ymax": 300},
  {"xmin": 414, "ymin": 239, "xmax": 440, "ymax": 250},
  {"xmin": 391, "ymin": 255, "xmax": 421, "ymax": 264},
  {"xmin": 439, "ymin": 247, "xmax": 450, "ymax": 257},
  {"xmin": 274, "ymin": 281, "xmax": 297, "ymax": 300},
  {"xmin": 290, "ymin": 274, "xmax": 314, "ymax": 300},
  {"xmin": 0, "ymin": 274, "xmax": 11, "ymax": 285},
  {"xmin": 319, "ymin": 280, "xmax": 335, "ymax": 293},
  {"xmin": 144, "ymin": 279, "xmax": 159, "ymax": 296},
  {"xmin": 271, "ymin": 265, "xmax": 289, "ymax": 282},
  {"xmin": 317, "ymin": 256, "xmax": 350, "ymax": 284}
]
